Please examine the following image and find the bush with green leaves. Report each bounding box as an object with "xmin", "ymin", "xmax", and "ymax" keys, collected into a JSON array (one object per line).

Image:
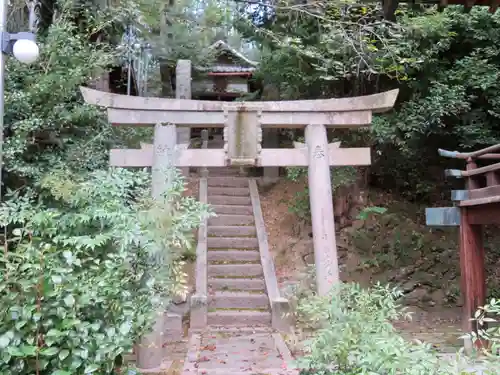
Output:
[
  {"xmin": 469, "ymin": 298, "xmax": 500, "ymax": 357},
  {"xmin": 291, "ymin": 279, "xmax": 500, "ymax": 375},
  {"xmin": 239, "ymin": 5, "xmax": 500, "ymax": 200},
  {"xmin": 3, "ymin": 0, "xmax": 158, "ymax": 191},
  {"xmin": 0, "ymin": 167, "xmax": 212, "ymax": 375}
]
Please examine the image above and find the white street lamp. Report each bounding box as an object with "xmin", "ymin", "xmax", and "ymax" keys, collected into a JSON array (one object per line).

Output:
[
  {"xmin": 0, "ymin": 24, "xmax": 40, "ymax": 201},
  {"xmin": 12, "ymin": 38, "xmax": 40, "ymax": 64}
]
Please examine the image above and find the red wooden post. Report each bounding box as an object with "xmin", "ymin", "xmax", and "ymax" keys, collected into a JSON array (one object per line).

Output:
[
  {"xmin": 466, "ymin": 158, "xmax": 480, "ymax": 190},
  {"xmin": 459, "ymin": 208, "xmax": 486, "ymax": 348},
  {"xmin": 460, "ymin": 158, "xmax": 487, "ymax": 350},
  {"xmin": 486, "ymin": 171, "xmax": 500, "ymax": 186}
]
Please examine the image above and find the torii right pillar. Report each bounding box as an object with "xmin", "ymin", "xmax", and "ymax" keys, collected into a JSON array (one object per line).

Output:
[{"xmin": 306, "ymin": 124, "xmax": 339, "ymax": 294}]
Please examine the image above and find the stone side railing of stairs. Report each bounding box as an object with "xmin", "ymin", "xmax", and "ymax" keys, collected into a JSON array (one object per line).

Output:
[
  {"xmin": 190, "ymin": 131, "xmax": 209, "ymax": 330},
  {"xmin": 190, "ymin": 175, "xmax": 209, "ymax": 329},
  {"xmin": 248, "ymin": 179, "xmax": 292, "ymax": 332}
]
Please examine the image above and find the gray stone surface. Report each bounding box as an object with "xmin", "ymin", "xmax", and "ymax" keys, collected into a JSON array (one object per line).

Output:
[
  {"xmin": 208, "ymin": 214, "xmax": 255, "ymax": 226},
  {"xmin": 208, "ymin": 177, "xmax": 250, "ymax": 188},
  {"xmin": 208, "ymin": 277, "xmax": 266, "ymax": 291},
  {"xmin": 207, "ymin": 237, "xmax": 259, "ymax": 249},
  {"xmin": 207, "ymin": 311, "xmax": 271, "ymax": 326},
  {"xmin": 208, "ymin": 226, "xmax": 256, "ymax": 237},
  {"xmin": 175, "ymin": 59, "xmax": 191, "ymax": 177},
  {"xmin": 182, "ymin": 331, "xmax": 297, "ymax": 375},
  {"xmin": 208, "ymin": 195, "xmax": 253, "ymax": 206},
  {"xmin": 211, "ymin": 205, "xmax": 254, "ymax": 215},
  {"xmin": 208, "ymin": 187, "xmax": 251, "ymax": 196},
  {"xmin": 207, "ymin": 250, "xmax": 261, "ymax": 262},
  {"xmin": 208, "ymin": 264, "xmax": 263, "ymax": 277},
  {"xmin": 209, "ymin": 291, "xmax": 269, "ymax": 309}
]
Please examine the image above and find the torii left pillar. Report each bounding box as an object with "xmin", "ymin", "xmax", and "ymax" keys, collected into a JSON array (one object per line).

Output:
[{"xmin": 136, "ymin": 123, "xmax": 186, "ymax": 371}]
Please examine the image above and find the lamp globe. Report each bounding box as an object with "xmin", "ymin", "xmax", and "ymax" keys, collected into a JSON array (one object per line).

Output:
[{"xmin": 12, "ymin": 39, "xmax": 39, "ymax": 64}]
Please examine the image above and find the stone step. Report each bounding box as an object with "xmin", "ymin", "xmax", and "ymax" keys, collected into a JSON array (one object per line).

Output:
[
  {"xmin": 208, "ymin": 187, "xmax": 250, "ymax": 196},
  {"xmin": 207, "ymin": 250, "xmax": 261, "ymax": 262},
  {"xmin": 208, "ymin": 264, "xmax": 263, "ymax": 278},
  {"xmin": 208, "ymin": 237, "xmax": 259, "ymax": 249},
  {"xmin": 208, "ymin": 214, "xmax": 254, "ymax": 226},
  {"xmin": 208, "ymin": 226, "xmax": 256, "ymax": 237},
  {"xmin": 204, "ymin": 326, "xmax": 273, "ymax": 333},
  {"xmin": 200, "ymin": 332, "xmax": 275, "ymax": 347},
  {"xmin": 209, "ymin": 291, "xmax": 269, "ymax": 309},
  {"xmin": 208, "ymin": 278, "xmax": 266, "ymax": 291},
  {"xmin": 192, "ymin": 369, "xmax": 297, "ymax": 375},
  {"xmin": 208, "ymin": 177, "xmax": 249, "ymax": 188},
  {"xmin": 212, "ymin": 205, "xmax": 253, "ymax": 215},
  {"xmin": 208, "ymin": 195, "xmax": 252, "ymax": 206},
  {"xmin": 205, "ymin": 168, "xmax": 242, "ymax": 176},
  {"xmin": 207, "ymin": 310, "xmax": 271, "ymax": 326}
]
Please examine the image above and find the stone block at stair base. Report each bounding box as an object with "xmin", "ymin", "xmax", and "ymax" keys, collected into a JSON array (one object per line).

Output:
[
  {"xmin": 136, "ymin": 309, "xmax": 164, "ymax": 370},
  {"xmin": 190, "ymin": 294, "xmax": 207, "ymax": 330},
  {"xmin": 136, "ymin": 361, "xmax": 172, "ymax": 375},
  {"xmin": 163, "ymin": 313, "xmax": 183, "ymax": 342},
  {"xmin": 272, "ymin": 297, "xmax": 293, "ymax": 333}
]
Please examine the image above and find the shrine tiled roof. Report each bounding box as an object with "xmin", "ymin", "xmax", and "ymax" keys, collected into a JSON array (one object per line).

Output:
[
  {"xmin": 198, "ymin": 65, "xmax": 257, "ymax": 73},
  {"xmin": 208, "ymin": 40, "xmax": 258, "ymax": 67},
  {"xmin": 194, "ymin": 40, "xmax": 258, "ymax": 74}
]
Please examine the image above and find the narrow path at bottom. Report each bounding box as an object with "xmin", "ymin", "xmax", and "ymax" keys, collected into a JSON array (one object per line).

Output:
[{"xmin": 181, "ymin": 328, "xmax": 298, "ymax": 375}]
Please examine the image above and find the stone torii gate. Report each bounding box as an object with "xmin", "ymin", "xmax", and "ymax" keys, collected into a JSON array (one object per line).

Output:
[{"xmin": 80, "ymin": 86, "xmax": 398, "ymax": 296}]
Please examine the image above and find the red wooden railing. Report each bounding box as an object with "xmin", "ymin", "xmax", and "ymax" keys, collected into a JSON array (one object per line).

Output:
[{"xmin": 440, "ymin": 144, "xmax": 500, "ymax": 205}]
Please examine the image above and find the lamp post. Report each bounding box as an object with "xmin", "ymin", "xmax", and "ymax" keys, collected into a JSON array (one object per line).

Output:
[{"xmin": 0, "ymin": 4, "xmax": 40, "ymax": 201}]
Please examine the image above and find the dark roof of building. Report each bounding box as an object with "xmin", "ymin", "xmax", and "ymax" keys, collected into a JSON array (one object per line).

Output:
[{"xmin": 194, "ymin": 40, "xmax": 258, "ymax": 74}]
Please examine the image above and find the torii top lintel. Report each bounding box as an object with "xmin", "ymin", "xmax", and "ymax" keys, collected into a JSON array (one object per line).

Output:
[{"xmin": 79, "ymin": 87, "xmax": 399, "ymax": 128}]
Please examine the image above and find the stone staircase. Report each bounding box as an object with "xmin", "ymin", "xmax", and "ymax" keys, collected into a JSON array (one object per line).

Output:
[
  {"xmin": 205, "ymin": 169, "xmax": 272, "ymax": 327},
  {"xmin": 182, "ymin": 157, "xmax": 296, "ymax": 375}
]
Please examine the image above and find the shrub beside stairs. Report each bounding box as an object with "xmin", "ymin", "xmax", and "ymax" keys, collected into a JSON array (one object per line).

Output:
[{"xmin": 184, "ymin": 166, "xmax": 297, "ymax": 375}]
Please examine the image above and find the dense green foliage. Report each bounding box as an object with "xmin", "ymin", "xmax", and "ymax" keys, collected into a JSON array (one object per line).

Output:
[
  {"xmin": 0, "ymin": 1, "xmax": 214, "ymax": 373},
  {"xmin": 5, "ymin": 0, "xmax": 500, "ymax": 373},
  {"xmin": 239, "ymin": 4, "xmax": 500, "ymax": 200},
  {"xmin": 0, "ymin": 168, "xmax": 211, "ymax": 374},
  {"xmin": 5, "ymin": 1, "xmax": 114, "ymax": 188},
  {"xmin": 286, "ymin": 275, "xmax": 500, "ymax": 374}
]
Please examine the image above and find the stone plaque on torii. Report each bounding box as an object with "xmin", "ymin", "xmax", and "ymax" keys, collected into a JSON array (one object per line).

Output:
[{"xmin": 80, "ymin": 85, "xmax": 398, "ymax": 296}]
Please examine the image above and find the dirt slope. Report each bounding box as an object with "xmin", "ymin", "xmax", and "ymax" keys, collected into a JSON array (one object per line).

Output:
[{"xmin": 258, "ymin": 178, "xmax": 500, "ymax": 352}]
